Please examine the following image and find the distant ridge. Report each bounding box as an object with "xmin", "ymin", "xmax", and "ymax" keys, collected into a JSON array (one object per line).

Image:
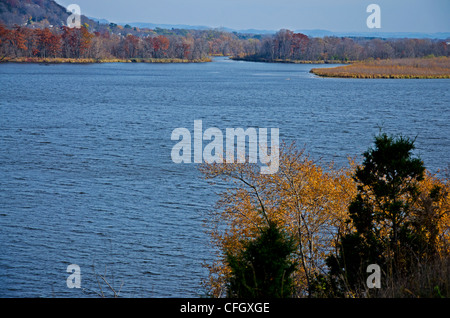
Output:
[
  {"xmin": 1, "ymin": 0, "xmax": 448, "ymax": 39},
  {"xmin": 120, "ymin": 22, "xmax": 211, "ymax": 31},
  {"xmin": 296, "ymin": 29, "xmax": 450, "ymax": 39},
  {"xmin": 122, "ymin": 22, "xmax": 450, "ymax": 39},
  {"xmin": 122, "ymin": 22, "xmax": 277, "ymax": 35}
]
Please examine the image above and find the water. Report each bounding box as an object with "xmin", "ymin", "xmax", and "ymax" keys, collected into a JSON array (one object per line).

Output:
[{"xmin": 0, "ymin": 57, "xmax": 449, "ymax": 297}]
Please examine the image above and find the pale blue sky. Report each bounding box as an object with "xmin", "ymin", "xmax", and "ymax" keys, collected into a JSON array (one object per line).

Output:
[{"xmin": 56, "ymin": 0, "xmax": 450, "ymax": 32}]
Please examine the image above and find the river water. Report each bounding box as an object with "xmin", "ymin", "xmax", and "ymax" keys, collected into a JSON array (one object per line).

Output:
[{"xmin": 0, "ymin": 57, "xmax": 448, "ymax": 297}]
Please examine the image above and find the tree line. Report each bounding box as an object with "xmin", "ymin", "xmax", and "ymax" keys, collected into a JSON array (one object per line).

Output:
[
  {"xmin": 1, "ymin": 24, "xmax": 448, "ymax": 62},
  {"xmin": 243, "ymin": 29, "xmax": 449, "ymax": 62},
  {"xmin": 0, "ymin": 24, "xmax": 210, "ymax": 60},
  {"xmin": 0, "ymin": 23, "xmax": 262, "ymax": 61}
]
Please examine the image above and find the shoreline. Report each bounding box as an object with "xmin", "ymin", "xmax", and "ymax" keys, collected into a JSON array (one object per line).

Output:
[
  {"xmin": 230, "ymin": 56, "xmax": 351, "ymax": 64},
  {"xmin": 0, "ymin": 57, "xmax": 213, "ymax": 64},
  {"xmin": 310, "ymin": 72, "xmax": 450, "ymax": 79}
]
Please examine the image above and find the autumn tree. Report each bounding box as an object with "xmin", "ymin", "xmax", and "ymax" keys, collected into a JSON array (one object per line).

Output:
[
  {"xmin": 61, "ymin": 25, "xmax": 93, "ymax": 58},
  {"xmin": 274, "ymin": 29, "xmax": 293, "ymax": 60},
  {"xmin": 153, "ymin": 35, "xmax": 170, "ymax": 58},
  {"xmin": 291, "ymin": 32, "xmax": 309, "ymax": 60},
  {"xmin": 61, "ymin": 26, "xmax": 77, "ymax": 58},
  {"xmin": 142, "ymin": 36, "xmax": 155, "ymax": 58},
  {"xmin": 79, "ymin": 25, "xmax": 94, "ymax": 57},
  {"xmin": 0, "ymin": 23, "xmax": 11, "ymax": 59},
  {"xmin": 86, "ymin": 31, "xmax": 112, "ymax": 59},
  {"xmin": 0, "ymin": 25, "xmax": 28, "ymax": 58},
  {"xmin": 123, "ymin": 34, "xmax": 139, "ymax": 58},
  {"xmin": 19, "ymin": 27, "xmax": 38, "ymax": 57},
  {"xmin": 35, "ymin": 28, "xmax": 61, "ymax": 57},
  {"xmin": 199, "ymin": 143, "xmax": 356, "ymax": 297},
  {"xmin": 412, "ymin": 171, "xmax": 450, "ymax": 258}
]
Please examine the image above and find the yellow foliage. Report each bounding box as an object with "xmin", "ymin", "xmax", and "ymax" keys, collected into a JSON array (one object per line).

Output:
[
  {"xmin": 199, "ymin": 143, "xmax": 356, "ymax": 297},
  {"xmin": 200, "ymin": 143, "xmax": 450, "ymax": 297},
  {"xmin": 413, "ymin": 171, "xmax": 450, "ymax": 256}
]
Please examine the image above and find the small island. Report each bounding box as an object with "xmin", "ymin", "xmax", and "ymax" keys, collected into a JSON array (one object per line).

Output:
[{"xmin": 310, "ymin": 56, "xmax": 450, "ymax": 79}]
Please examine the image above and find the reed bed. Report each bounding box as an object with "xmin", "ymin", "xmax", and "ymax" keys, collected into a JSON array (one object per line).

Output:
[{"xmin": 311, "ymin": 57, "xmax": 450, "ymax": 79}]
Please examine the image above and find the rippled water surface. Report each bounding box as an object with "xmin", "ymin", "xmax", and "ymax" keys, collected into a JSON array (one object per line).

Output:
[{"xmin": 0, "ymin": 57, "xmax": 449, "ymax": 297}]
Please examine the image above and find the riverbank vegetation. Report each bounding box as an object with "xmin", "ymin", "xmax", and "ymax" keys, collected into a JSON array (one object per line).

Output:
[
  {"xmin": 1, "ymin": 23, "xmax": 448, "ymax": 64},
  {"xmin": 0, "ymin": 23, "xmax": 216, "ymax": 62},
  {"xmin": 3, "ymin": 56, "xmax": 212, "ymax": 64},
  {"xmin": 311, "ymin": 56, "xmax": 450, "ymax": 79},
  {"xmin": 200, "ymin": 133, "xmax": 450, "ymax": 298}
]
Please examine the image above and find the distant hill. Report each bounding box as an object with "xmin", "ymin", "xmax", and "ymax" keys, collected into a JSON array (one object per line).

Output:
[
  {"xmin": 295, "ymin": 29, "xmax": 450, "ymax": 40},
  {"xmin": 0, "ymin": 0, "xmax": 98, "ymax": 29},
  {"xmin": 121, "ymin": 22, "xmax": 450, "ymax": 39},
  {"xmin": 123, "ymin": 22, "xmax": 211, "ymax": 31},
  {"xmin": 0, "ymin": 0, "xmax": 68, "ymax": 27}
]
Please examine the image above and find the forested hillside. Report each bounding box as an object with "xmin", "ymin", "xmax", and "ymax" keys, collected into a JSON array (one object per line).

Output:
[{"xmin": 0, "ymin": 0, "xmax": 99, "ymax": 28}]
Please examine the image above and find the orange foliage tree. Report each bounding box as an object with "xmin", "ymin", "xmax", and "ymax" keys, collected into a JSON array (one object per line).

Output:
[
  {"xmin": 35, "ymin": 28, "xmax": 61, "ymax": 57},
  {"xmin": 413, "ymin": 171, "xmax": 450, "ymax": 257},
  {"xmin": 153, "ymin": 35, "xmax": 170, "ymax": 58},
  {"xmin": 61, "ymin": 25, "xmax": 93, "ymax": 58},
  {"xmin": 199, "ymin": 143, "xmax": 357, "ymax": 297}
]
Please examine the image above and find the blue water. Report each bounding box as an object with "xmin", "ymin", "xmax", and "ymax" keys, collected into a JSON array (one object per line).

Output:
[{"xmin": 0, "ymin": 57, "xmax": 449, "ymax": 297}]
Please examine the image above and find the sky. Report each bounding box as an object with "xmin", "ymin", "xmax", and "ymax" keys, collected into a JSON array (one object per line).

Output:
[{"xmin": 55, "ymin": 0, "xmax": 450, "ymax": 33}]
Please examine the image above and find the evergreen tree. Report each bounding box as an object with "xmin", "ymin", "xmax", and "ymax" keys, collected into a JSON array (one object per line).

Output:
[
  {"xmin": 226, "ymin": 222, "xmax": 297, "ymax": 298},
  {"xmin": 326, "ymin": 133, "xmax": 427, "ymax": 294}
]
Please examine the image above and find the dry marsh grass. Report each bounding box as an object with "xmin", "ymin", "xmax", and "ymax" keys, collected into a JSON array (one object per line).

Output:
[{"xmin": 311, "ymin": 57, "xmax": 450, "ymax": 79}]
